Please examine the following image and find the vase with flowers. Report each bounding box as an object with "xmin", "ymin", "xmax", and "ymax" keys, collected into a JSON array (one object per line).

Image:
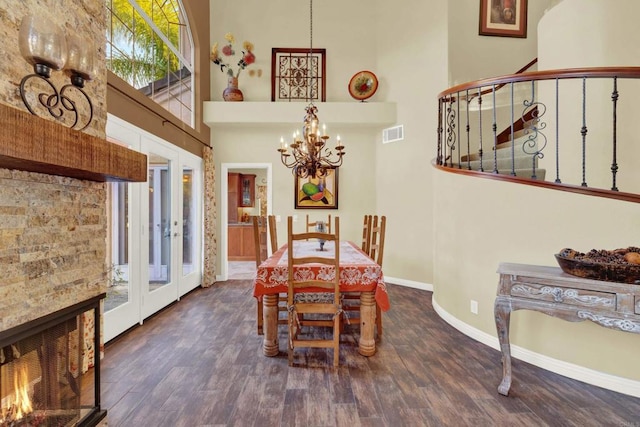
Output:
[{"xmin": 210, "ymin": 33, "xmax": 255, "ymax": 101}]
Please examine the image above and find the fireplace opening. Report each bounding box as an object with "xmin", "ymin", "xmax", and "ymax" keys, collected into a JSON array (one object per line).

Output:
[{"xmin": 0, "ymin": 294, "xmax": 105, "ymax": 427}]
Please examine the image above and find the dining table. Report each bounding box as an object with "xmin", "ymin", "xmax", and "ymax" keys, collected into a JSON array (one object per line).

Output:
[{"xmin": 253, "ymin": 240, "xmax": 390, "ymax": 357}]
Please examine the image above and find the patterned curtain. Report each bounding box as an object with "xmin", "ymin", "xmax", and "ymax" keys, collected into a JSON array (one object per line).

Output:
[{"xmin": 202, "ymin": 145, "xmax": 217, "ymax": 287}]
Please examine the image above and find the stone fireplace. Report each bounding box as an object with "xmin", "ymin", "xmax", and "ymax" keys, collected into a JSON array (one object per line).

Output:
[
  {"xmin": 0, "ymin": 295, "xmax": 105, "ymax": 426},
  {"xmin": 0, "ymin": 2, "xmax": 146, "ymax": 426}
]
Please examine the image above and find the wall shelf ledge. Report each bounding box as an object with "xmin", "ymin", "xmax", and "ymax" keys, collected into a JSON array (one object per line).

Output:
[{"xmin": 203, "ymin": 101, "xmax": 397, "ymax": 128}]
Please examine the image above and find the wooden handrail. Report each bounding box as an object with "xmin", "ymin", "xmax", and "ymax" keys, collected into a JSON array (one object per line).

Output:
[
  {"xmin": 439, "ymin": 66, "xmax": 640, "ymax": 100},
  {"xmin": 436, "ymin": 65, "xmax": 640, "ymax": 202}
]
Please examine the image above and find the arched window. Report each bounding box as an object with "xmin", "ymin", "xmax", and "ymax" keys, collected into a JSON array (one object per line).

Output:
[{"xmin": 106, "ymin": 0, "xmax": 194, "ymax": 127}]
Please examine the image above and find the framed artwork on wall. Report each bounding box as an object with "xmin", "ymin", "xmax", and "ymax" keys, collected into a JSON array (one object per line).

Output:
[
  {"xmin": 479, "ymin": 0, "xmax": 528, "ymax": 38},
  {"xmin": 294, "ymin": 168, "xmax": 338, "ymax": 209},
  {"xmin": 271, "ymin": 48, "xmax": 326, "ymax": 102}
]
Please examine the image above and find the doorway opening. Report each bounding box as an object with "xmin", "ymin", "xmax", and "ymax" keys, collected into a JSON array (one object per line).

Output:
[{"xmin": 220, "ymin": 163, "xmax": 272, "ymax": 281}]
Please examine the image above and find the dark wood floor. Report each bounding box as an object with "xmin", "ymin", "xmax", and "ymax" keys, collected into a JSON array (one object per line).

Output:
[{"xmin": 100, "ymin": 281, "xmax": 640, "ymax": 426}]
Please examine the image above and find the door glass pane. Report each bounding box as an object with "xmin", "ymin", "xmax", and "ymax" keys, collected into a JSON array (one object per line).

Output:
[
  {"xmin": 105, "ymin": 182, "xmax": 130, "ymax": 312},
  {"xmin": 148, "ymin": 154, "xmax": 171, "ymax": 289},
  {"xmin": 182, "ymin": 167, "xmax": 194, "ymax": 276}
]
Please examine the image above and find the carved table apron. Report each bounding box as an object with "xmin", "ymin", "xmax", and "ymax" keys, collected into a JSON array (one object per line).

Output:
[{"xmin": 494, "ymin": 262, "xmax": 640, "ymax": 396}]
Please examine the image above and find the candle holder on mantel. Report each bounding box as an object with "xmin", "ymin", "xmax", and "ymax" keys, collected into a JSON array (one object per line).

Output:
[{"xmin": 18, "ymin": 15, "xmax": 95, "ymax": 131}]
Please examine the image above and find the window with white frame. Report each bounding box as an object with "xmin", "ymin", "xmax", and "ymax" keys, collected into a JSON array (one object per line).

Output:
[{"xmin": 106, "ymin": 0, "xmax": 194, "ymax": 126}]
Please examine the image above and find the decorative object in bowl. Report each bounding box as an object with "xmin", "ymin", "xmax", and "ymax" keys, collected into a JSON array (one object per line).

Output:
[{"xmin": 555, "ymin": 247, "xmax": 640, "ymax": 284}]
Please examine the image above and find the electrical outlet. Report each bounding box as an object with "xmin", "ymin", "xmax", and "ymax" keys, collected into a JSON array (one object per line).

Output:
[
  {"xmin": 470, "ymin": 300, "xmax": 478, "ymax": 314},
  {"xmin": 276, "ymin": 215, "xmax": 281, "ymax": 222},
  {"xmin": 293, "ymin": 214, "xmax": 298, "ymax": 222}
]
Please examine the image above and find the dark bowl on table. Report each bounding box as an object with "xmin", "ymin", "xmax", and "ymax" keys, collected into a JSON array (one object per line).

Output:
[{"xmin": 555, "ymin": 250, "xmax": 640, "ymax": 284}]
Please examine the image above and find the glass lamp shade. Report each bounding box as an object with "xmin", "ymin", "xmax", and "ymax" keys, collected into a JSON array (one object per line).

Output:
[
  {"xmin": 18, "ymin": 15, "xmax": 67, "ymax": 73},
  {"xmin": 64, "ymin": 34, "xmax": 94, "ymax": 84}
]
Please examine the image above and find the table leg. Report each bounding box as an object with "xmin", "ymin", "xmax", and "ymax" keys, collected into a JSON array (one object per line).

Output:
[
  {"xmin": 494, "ymin": 296, "xmax": 513, "ymax": 396},
  {"xmin": 263, "ymin": 294, "xmax": 279, "ymax": 356},
  {"xmin": 358, "ymin": 291, "xmax": 376, "ymax": 356}
]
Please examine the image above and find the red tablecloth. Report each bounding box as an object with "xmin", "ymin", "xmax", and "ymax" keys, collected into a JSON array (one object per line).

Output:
[{"xmin": 253, "ymin": 240, "xmax": 390, "ymax": 311}]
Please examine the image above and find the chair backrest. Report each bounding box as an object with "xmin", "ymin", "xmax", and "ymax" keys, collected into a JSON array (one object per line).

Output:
[
  {"xmin": 252, "ymin": 216, "xmax": 268, "ymax": 268},
  {"xmin": 306, "ymin": 214, "xmax": 332, "ymax": 234},
  {"xmin": 267, "ymin": 214, "xmax": 278, "ymax": 254},
  {"xmin": 369, "ymin": 215, "xmax": 386, "ymax": 267},
  {"xmin": 361, "ymin": 214, "xmax": 372, "ymax": 254},
  {"xmin": 288, "ymin": 216, "xmax": 340, "ymax": 303}
]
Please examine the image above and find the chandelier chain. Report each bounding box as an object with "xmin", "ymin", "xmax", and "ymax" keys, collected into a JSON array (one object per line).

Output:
[
  {"xmin": 277, "ymin": 0, "xmax": 345, "ymax": 180},
  {"xmin": 308, "ymin": 0, "xmax": 313, "ymax": 105}
]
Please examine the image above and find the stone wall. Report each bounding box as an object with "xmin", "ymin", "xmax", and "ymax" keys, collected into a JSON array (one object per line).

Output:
[{"xmin": 0, "ymin": 0, "xmax": 108, "ymax": 331}]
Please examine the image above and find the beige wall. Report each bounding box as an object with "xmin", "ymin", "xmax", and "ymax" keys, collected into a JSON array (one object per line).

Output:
[
  {"xmin": 210, "ymin": 0, "xmax": 451, "ymax": 284},
  {"xmin": 433, "ymin": 171, "xmax": 640, "ymax": 382},
  {"xmin": 210, "ymin": 0, "xmax": 382, "ymax": 277},
  {"xmin": 434, "ymin": 0, "xmax": 640, "ymax": 390},
  {"xmin": 448, "ymin": 0, "xmax": 555, "ymax": 85}
]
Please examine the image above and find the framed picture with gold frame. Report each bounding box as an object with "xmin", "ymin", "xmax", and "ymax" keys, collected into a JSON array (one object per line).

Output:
[
  {"xmin": 294, "ymin": 168, "xmax": 338, "ymax": 209},
  {"xmin": 479, "ymin": 0, "xmax": 527, "ymax": 38}
]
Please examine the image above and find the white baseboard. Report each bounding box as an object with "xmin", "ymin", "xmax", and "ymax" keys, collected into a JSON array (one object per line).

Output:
[
  {"xmin": 431, "ymin": 295, "xmax": 640, "ymax": 398},
  {"xmin": 384, "ymin": 276, "xmax": 433, "ymax": 292}
]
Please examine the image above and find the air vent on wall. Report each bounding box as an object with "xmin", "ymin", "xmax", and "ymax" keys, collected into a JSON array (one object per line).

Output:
[{"xmin": 382, "ymin": 125, "xmax": 404, "ymax": 144}]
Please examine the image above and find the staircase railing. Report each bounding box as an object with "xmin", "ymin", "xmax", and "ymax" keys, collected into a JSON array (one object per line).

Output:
[{"xmin": 436, "ymin": 66, "xmax": 640, "ymax": 204}]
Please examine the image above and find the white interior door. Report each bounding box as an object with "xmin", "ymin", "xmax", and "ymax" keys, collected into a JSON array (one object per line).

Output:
[
  {"xmin": 141, "ymin": 138, "xmax": 180, "ymax": 318},
  {"xmin": 179, "ymin": 153, "xmax": 203, "ymax": 296},
  {"xmin": 104, "ymin": 118, "xmax": 143, "ymax": 342},
  {"xmin": 104, "ymin": 115, "xmax": 203, "ymax": 341}
]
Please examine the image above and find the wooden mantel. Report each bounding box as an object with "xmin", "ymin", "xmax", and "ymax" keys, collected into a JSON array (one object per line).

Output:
[{"xmin": 0, "ymin": 103, "xmax": 147, "ymax": 182}]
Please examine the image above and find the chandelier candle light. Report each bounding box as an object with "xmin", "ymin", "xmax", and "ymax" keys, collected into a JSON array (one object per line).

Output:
[{"xmin": 277, "ymin": 0, "xmax": 345, "ymax": 179}]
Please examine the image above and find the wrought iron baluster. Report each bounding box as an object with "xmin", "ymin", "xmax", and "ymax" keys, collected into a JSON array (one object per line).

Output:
[
  {"xmin": 478, "ymin": 87, "xmax": 484, "ymax": 172},
  {"xmin": 510, "ymin": 82, "xmax": 516, "ymax": 176},
  {"xmin": 437, "ymin": 98, "xmax": 443, "ymax": 165},
  {"xmin": 581, "ymin": 77, "xmax": 588, "ymax": 187},
  {"xmin": 457, "ymin": 92, "xmax": 461, "ymax": 168},
  {"xmin": 492, "ymin": 84, "xmax": 498, "ymax": 174},
  {"xmin": 611, "ymin": 77, "xmax": 619, "ymax": 191},
  {"xmin": 446, "ymin": 97, "xmax": 457, "ymax": 167},
  {"xmin": 555, "ymin": 78, "xmax": 561, "ymax": 183},
  {"xmin": 522, "ymin": 80, "xmax": 547, "ymax": 180},
  {"xmin": 466, "ymin": 89, "xmax": 471, "ymax": 170}
]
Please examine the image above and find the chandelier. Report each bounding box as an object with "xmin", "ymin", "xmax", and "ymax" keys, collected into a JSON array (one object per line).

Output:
[{"xmin": 277, "ymin": 0, "xmax": 345, "ymax": 179}]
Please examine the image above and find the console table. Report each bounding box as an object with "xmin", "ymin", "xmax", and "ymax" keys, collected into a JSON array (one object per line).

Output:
[{"xmin": 494, "ymin": 262, "xmax": 640, "ymax": 396}]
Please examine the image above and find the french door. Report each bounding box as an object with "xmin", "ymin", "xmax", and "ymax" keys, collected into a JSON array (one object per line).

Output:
[{"xmin": 104, "ymin": 115, "xmax": 202, "ymax": 342}]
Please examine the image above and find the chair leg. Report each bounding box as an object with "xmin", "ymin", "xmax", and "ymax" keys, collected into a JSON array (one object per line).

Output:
[
  {"xmin": 288, "ymin": 309, "xmax": 295, "ymax": 366},
  {"xmin": 257, "ymin": 299, "xmax": 264, "ymax": 335},
  {"xmin": 375, "ymin": 304, "xmax": 382, "ymax": 340},
  {"xmin": 333, "ymin": 315, "xmax": 340, "ymax": 367}
]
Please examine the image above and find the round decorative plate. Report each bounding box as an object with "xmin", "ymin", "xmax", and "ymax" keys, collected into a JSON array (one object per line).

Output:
[{"xmin": 348, "ymin": 70, "xmax": 378, "ymax": 101}]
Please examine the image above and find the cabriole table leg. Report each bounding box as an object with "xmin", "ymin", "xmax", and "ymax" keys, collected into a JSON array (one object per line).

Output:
[
  {"xmin": 358, "ymin": 291, "xmax": 376, "ymax": 356},
  {"xmin": 494, "ymin": 296, "xmax": 513, "ymax": 396},
  {"xmin": 263, "ymin": 294, "xmax": 279, "ymax": 356}
]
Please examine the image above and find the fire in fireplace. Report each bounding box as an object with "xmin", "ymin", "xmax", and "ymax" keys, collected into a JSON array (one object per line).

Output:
[{"xmin": 0, "ymin": 295, "xmax": 105, "ymax": 427}]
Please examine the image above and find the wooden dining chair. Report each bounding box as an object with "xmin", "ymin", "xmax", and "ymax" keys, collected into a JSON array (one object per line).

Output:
[
  {"xmin": 343, "ymin": 215, "xmax": 386, "ymax": 339},
  {"xmin": 253, "ymin": 216, "xmax": 268, "ymax": 335},
  {"xmin": 361, "ymin": 214, "xmax": 372, "ymax": 254},
  {"xmin": 252, "ymin": 216, "xmax": 267, "ymax": 269},
  {"xmin": 306, "ymin": 214, "xmax": 331, "ymax": 234},
  {"xmin": 255, "ymin": 215, "xmax": 287, "ymax": 335},
  {"xmin": 287, "ymin": 215, "xmax": 342, "ymax": 367},
  {"xmin": 369, "ymin": 215, "xmax": 386, "ymax": 337},
  {"xmin": 267, "ymin": 214, "xmax": 278, "ymax": 254}
]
